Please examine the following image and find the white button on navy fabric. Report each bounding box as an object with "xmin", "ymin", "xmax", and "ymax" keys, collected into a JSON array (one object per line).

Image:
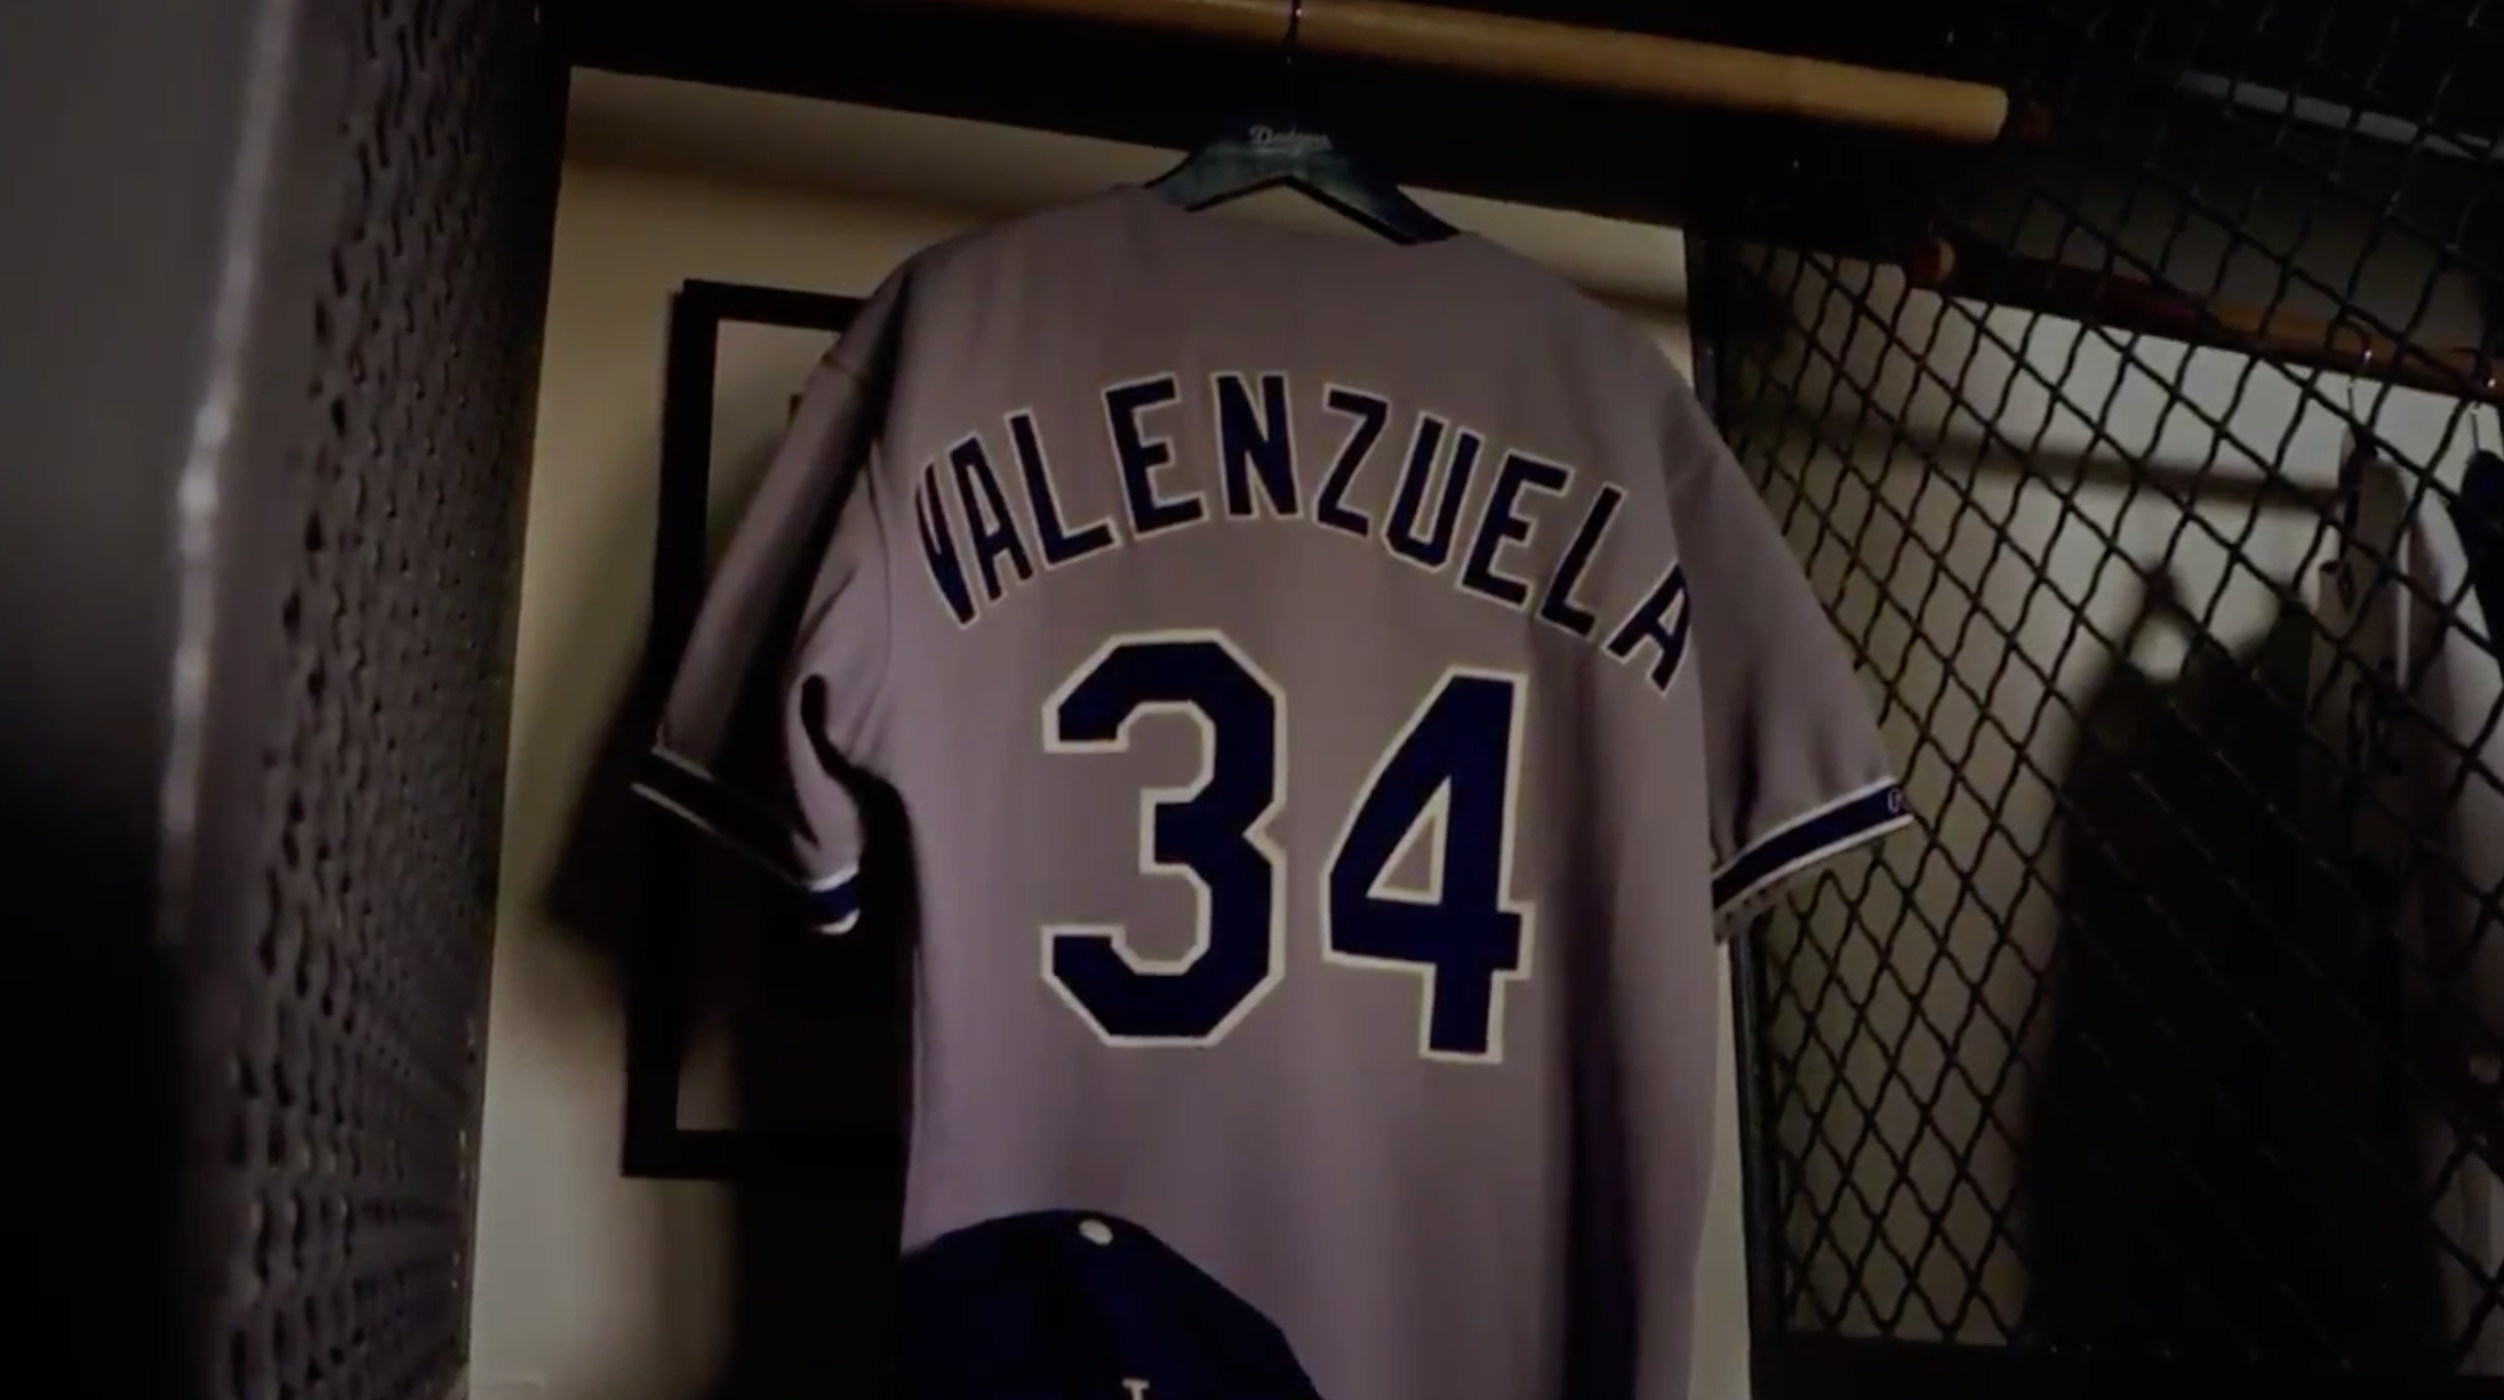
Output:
[{"xmin": 1079, "ymin": 1218, "xmax": 1115, "ymax": 1246}]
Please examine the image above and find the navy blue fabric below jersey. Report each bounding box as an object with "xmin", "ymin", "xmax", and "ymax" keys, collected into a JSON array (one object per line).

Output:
[{"xmin": 903, "ymin": 1211, "xmax": 1332, "ymax": 1400}]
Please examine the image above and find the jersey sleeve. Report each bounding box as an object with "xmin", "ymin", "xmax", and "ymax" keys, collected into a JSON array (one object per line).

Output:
[
  {"xmin": 630, "ymin": 281, "xmax": 904, "ymax": 935},
  {"xmin": 2398, "ymin": 501, "xmax": 2504, "ymax": 1044},
  {"xmin": 2309, "ymin": 471, "xmax": 2504, "ymax": 1053},
  {"xmin": 1658, "ymin": 383, "xmax": 1914, "ymax": 918}
]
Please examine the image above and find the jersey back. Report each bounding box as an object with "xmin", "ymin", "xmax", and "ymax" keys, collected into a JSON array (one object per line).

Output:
[{"xmin": 639, "ymin": 188, "xmax": 1909, "ymax": 1400}]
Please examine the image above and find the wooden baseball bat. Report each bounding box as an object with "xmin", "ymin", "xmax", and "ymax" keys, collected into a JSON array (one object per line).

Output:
[{"xmin": 907, "ymin": 0, "xmax": 2016, "ymax": 143}]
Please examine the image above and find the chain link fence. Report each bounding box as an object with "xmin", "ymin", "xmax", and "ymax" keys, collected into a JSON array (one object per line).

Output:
[{"xmin": 1699, "ymin": 0, "xmax": 2503, "ymax": 1376}]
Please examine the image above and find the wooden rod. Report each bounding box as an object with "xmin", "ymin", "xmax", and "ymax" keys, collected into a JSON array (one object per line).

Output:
[
  {"xmin": 1917, "ymin": 242, "xmax": 2504, "ymax": 408},
  {"xmin": 909, "ymin": 0, "xmax": 2014, "ymax": 143}
]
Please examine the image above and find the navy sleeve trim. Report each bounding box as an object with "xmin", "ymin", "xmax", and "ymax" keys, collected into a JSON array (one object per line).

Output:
[
  {"xmin": 803, "ymin": 865, "xmax": 862, "ymax": 936},
  {"xmin": 1711, "ymin": 781, "xmax": 1913, "ymax": 915},
  {"xmin": 633, "ymin": 748, "xmax": 863, "ymax": 934},
  {"xmin": 631, "ymin": 746, "xmax": 808, "ymax": 881}
]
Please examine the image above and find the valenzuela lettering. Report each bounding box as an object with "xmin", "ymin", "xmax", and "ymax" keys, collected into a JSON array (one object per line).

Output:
[{"xmin": 909, "ymin": 370, "xmax": 1693, "ymax": 696}]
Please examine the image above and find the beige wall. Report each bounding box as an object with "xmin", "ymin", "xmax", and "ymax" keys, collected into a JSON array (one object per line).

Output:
[{"xmin": 471, "ymin": 72, "xmax": 1750, "ymax": 1400}]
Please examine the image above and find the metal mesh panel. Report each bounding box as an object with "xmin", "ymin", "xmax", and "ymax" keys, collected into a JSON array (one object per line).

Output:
[
  {"xmin": 207, "ymin": 3, "xmax": 560, "ymax": 1398},
  {"xmin": 1698, "ymin": 0, "xmax": 2503, "ymax": 1375}
]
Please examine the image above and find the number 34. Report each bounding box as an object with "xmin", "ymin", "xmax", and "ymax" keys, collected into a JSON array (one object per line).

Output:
[{"xmin": 1042, "ymin": 630, "xmax": 1534, "ymax": 1063}]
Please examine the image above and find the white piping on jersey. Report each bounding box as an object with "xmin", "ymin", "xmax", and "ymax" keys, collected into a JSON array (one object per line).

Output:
[
  {"xmin": 1711, "ymin": 777, "xmax": 1914, "ymax": 918},
  {"xmin": 650, "ymin": 745, "xmax": 719, "ymax": 782},
  {"xmin": 641, "ymin": 747, "xmax": 862, "ymax": 933},
  {"xmin": 628, "ymin": 773, "xmax": 853, "ymax": 895}
]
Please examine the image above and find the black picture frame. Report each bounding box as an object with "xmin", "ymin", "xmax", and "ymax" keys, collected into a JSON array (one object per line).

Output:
[{"xmin": 622, "ymin": 277, "xmax": 882, "ymax": 1182}]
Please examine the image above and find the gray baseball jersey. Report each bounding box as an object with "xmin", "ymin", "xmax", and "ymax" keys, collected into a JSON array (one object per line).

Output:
[
  {"xmin": 2306, "ymin": 460, "xmax": 2504, "ymax": 1045},
  {"xmin": 635, "ymin": 188, "xmax": 1909, "ymax": 1400},
  {"xmin": 2305, "ymin": 459, "xmax": 2504, "ymax": 1369}
]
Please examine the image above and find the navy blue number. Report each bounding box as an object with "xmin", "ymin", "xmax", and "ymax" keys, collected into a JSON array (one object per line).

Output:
[
  {"xmin": 1045, "ymin": 633, "xmax": 1283, "ymax": 1044},
  {"xmin": 1324, "ymin": 671, "xmax": 1530, "ymax": 1061}
]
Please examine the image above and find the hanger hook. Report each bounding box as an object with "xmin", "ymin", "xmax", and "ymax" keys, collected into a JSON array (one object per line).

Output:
[
  {"xmin": 1280, "ymin": 0, "xmax": 1305, "ymax": 126},
  {"xmin": 2326, "ymin": 318, "xmax": 2373, "ymax": 427}
]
